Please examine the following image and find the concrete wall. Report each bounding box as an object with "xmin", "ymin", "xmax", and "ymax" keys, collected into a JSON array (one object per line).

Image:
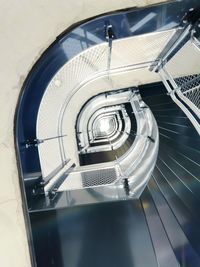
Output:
[{"xmin": 0, "ymin": 0, "xmax": 168, "ymax": 266}]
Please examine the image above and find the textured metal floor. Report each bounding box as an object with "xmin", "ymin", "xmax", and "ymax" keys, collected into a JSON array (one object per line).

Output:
[{"xmin": 30, "ymin": 82, "xmax": 200, "ymax": 267}]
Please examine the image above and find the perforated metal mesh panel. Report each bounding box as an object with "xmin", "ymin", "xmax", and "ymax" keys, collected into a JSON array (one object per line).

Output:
[
  {"xmin": 164, "ymin": 40, "xmax": 200, "ymax": 118},
  {"xmin": 82, "ymin": 167, "xmax": 117, "ymax": 187},
  {"xmin": 175, "ymin": 74, "xmax": 200, "ymax": 109},
  {"xmin": 57, "ymin": 167, "xmax": 117, "ymax": 191}
]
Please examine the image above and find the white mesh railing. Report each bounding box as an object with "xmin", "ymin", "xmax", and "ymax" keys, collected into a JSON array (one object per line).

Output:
[
  {"xmin": 175, "ymin": 74, "xmax": 200, "ymax": 111},
  {"xmin": 36, "ymin": 29, "xmax": 176, "ymax": 179},
  {"xmin": 159, "ymin": 39, "xmax": 200, "ymax": 134}
]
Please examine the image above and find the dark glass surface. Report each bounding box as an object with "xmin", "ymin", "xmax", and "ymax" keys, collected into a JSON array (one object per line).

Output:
[{"xmin": 30, "ymin": 200, "xmax": 158, "ymax": 267}]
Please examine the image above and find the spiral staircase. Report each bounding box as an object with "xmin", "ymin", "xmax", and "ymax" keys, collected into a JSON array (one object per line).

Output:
[{"xmin": 15, "ymin": 2, "xmax": 200, "ymax": 266}]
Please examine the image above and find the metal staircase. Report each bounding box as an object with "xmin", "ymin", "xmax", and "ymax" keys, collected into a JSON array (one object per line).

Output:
[
  {"xmin": 15, "ymin": 2, "xmax": 200, "ymax": 266},
  {"xmin": 29, "ymin": 81, "xmax": 200, "ymax": 267}
]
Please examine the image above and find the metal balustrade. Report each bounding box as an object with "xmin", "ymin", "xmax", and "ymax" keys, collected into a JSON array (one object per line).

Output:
[{"xmin": 153, "ymin": 10, "xmax": 200, "ymax": 134}]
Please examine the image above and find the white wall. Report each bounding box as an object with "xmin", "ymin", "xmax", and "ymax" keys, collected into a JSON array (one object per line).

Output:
[{"xmin": 0, "ymin": 0, "xmax": 168, "ymax": 266}]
